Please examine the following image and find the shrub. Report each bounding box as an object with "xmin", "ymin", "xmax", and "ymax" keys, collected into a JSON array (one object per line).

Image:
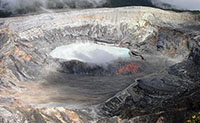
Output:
[{"xmin": 187, "ymin": 112, "xmax": 200, "ymax": 123}]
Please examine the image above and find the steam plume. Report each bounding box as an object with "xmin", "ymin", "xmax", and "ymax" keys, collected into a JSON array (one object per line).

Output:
[
  {"xmin": 50, "ymin": 43, "xmax": 130, "ymax": 65},
  {"xmin": 0, "ymin": 0, "xmax": 107, "ymax": 15}
]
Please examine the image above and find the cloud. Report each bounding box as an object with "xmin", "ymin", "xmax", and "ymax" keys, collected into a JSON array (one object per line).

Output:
[
  {"xmin": 0, "ymin": 0, "xmax": 107, "ymax": 14},
  {"xmin": 155, "ymin": 0, "xmax": 200, "ymax": 10}
]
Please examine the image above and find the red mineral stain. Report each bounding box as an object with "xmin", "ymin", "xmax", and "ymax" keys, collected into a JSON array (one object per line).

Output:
[{"xmin": 117, "ymin": 62, "xmax": 142, "ymax": 75}]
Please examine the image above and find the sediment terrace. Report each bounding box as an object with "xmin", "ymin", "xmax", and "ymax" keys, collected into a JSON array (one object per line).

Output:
[{"xmin": 0, "ymin": 6, "xmax": 200, "ymax": 123}]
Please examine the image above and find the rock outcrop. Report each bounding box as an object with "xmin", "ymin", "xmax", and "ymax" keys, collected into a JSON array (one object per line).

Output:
[{"xmin": 0, "ymin": 6, "xmax": 200, "ymax": 122}]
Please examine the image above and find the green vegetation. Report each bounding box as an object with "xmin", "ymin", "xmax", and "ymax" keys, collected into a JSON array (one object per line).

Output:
[
  {"xmin": 164, "ymin": 8, "xmax": 200, "ymax": 15},
  {"xmin": 104, "ymin": 0, "xmax": 154, "ymax": 7},
  {"xmin": 0, "ymin": 10, "xmax": 12, "ymax": 18},
  {"xmin": 191, "ymin": 11, "xmax": 200, "ymax": 15},
  {"xmin": 187, "ymin": 112, "xmax": 200, "ymax": 123}
]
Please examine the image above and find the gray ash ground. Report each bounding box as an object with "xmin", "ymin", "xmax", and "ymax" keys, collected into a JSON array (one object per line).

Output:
[{"xmin": 42, "ymin": 56, "xmax": 173, "ymax": 107}]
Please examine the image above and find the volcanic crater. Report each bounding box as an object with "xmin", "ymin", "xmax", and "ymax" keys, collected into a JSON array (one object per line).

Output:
[{"xmin": 0, "ymin": 6, "xmax": 200, "ymax": 123}]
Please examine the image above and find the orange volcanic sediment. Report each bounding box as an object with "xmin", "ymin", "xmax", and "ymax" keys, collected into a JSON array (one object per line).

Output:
[{"xmin": 117, "ymin": 62, "xmax": 143, "ymax": 75}]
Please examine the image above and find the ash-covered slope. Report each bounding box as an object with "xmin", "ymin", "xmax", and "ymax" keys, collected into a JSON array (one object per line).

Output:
[{"xmin": 0, "ymin": 6, "xmax": 200, "ymax": 123}]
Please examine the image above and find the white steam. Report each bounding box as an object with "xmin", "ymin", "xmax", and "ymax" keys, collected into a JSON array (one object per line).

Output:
[
  {"xmin": 0, "ymin": 0, "xmax": 107, "ymax": 13},
  {"xmin": 50, "ymin": 43, "xmax": 131, "ymax": 65}
]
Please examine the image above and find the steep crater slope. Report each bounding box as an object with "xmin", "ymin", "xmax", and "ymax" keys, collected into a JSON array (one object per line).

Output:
[{"xmin": 0, "ymin": 7, "xmax": 200, "ymax": 122}]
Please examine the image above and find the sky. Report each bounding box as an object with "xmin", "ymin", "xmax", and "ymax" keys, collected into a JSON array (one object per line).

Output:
[{"xmin": 158, "ymin": 0, "xmax": 200, "ymax": 10}]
